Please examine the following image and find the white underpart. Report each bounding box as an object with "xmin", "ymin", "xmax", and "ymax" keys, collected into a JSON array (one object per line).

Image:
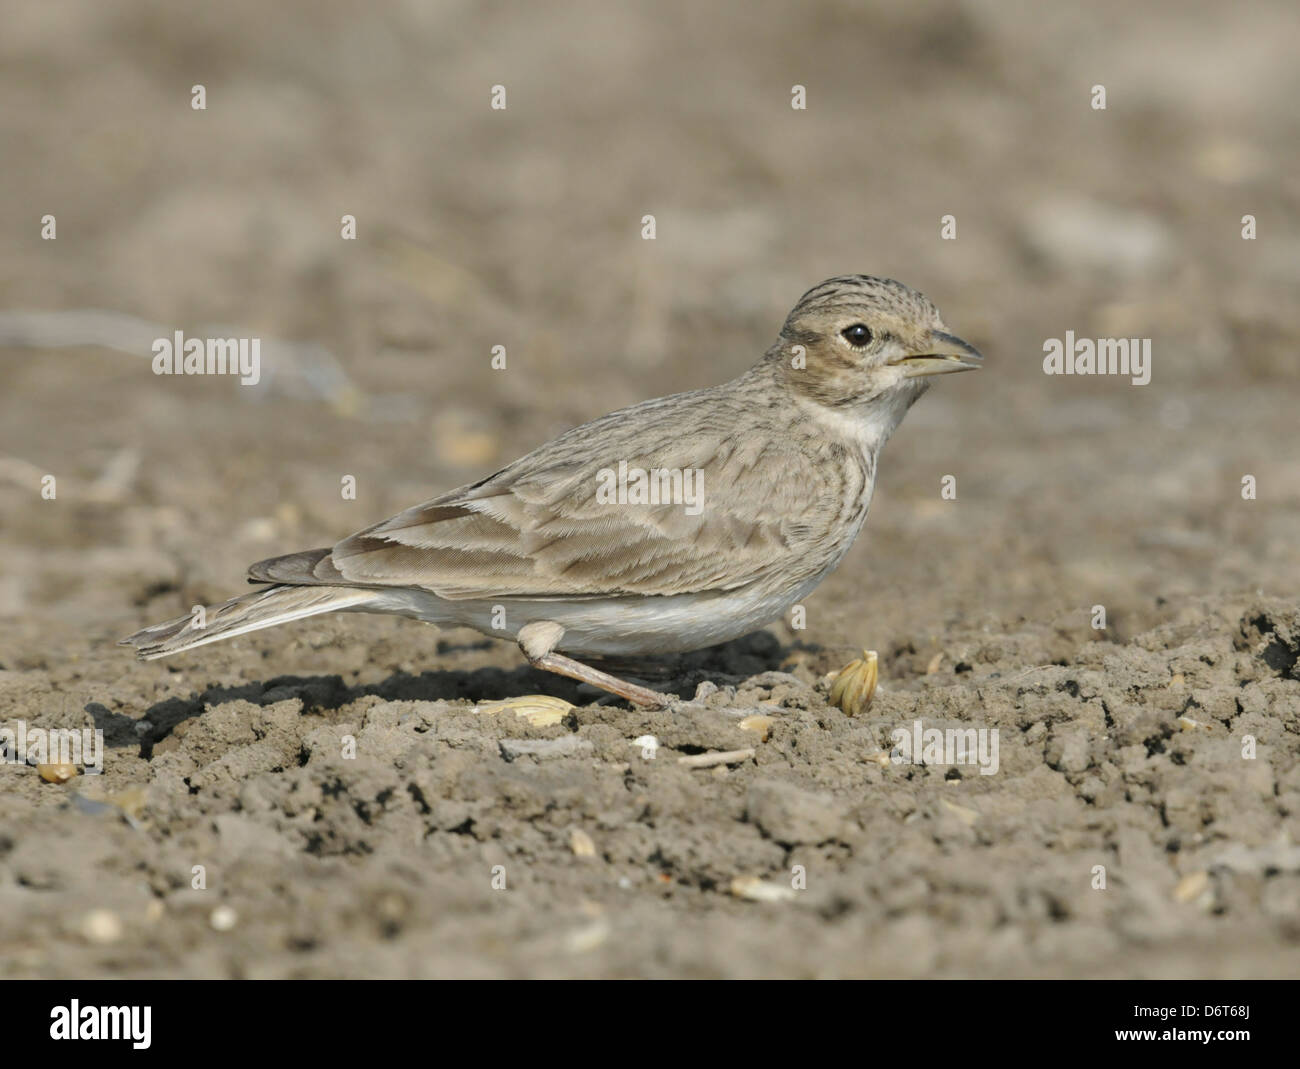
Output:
[
  {"xmin": 347, "ymin": 574, "xmax": 844, "ymax": 657},
  {"xmin": 796, "ymin": 371, "xmax": 927, "ymax": 457}
]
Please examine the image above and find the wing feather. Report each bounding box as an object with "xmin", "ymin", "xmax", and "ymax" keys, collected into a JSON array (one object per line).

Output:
[{"xmin": 262, "ymin": 383, "xmax": 853, "ymax": 601}]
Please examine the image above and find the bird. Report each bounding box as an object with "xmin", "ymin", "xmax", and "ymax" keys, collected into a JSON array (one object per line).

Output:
[{"xmin": 121, "ymin": 275, "xmax": 983, "ymax": 707}]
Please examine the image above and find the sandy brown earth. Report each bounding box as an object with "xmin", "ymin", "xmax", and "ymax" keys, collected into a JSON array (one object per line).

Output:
[{"xmin": 2, "ymin": 0, "xmax": 1298, "ymax": 978}]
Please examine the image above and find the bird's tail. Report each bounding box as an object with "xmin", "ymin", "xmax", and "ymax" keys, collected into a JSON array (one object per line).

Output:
[{"xmin": 119, "ymin": 584, "xmax": 376, "ymax": 660}]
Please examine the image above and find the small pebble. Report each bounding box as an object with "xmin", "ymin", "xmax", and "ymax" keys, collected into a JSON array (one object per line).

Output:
[
  {"xmin": 81, "ymin": 909, "xmax": 123, "ymax": 944},
  {"xmin": 564, "ymin": 919, "xmax": 610, "ymax": 954},
  {"xmin": 475, "ymin": 695, "xmax": 572, "ymax": 727},
  {"xmin": 1173, "ymin": 871, "xmax": 1210, "ymax": 904},
  {"xmin": 940, "ymin": 799, "xmax": 980, "ymax": 826},
  {"xmin": 730, "ymin": 876, "xmax": 797, "ymax": 903}
]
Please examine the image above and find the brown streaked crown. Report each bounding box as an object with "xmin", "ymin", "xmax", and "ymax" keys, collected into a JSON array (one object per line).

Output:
[{"xmin": 766, "ymin": 275, "xmax": 950, "ymax": 405}]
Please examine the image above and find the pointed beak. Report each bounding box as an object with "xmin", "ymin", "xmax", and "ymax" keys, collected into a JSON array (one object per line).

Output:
[{"xmin": 892, "ymin": 330, "xmax": 984, "ymax": 377}]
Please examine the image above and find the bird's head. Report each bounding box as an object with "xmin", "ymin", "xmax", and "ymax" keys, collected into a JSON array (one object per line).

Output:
[{"xmin": 771, "ymin": 275, "xmax": 982, "ymax": 409}]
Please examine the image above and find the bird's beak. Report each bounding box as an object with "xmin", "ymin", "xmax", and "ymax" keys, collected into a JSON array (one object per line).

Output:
[{"xmin": 892, "ymin": 330, "xmax": 984, "ymax": 377}]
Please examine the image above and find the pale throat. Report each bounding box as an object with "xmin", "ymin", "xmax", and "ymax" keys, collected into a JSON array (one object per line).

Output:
[{"xmin": 797, "ymin": 379, "xmax": 929, "ymax": 458}]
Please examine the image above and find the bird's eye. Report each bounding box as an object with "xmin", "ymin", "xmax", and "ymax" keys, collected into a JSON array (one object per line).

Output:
[{"xmin": 842, "ymin": 323, "xmax": 873, "ymax": 347}]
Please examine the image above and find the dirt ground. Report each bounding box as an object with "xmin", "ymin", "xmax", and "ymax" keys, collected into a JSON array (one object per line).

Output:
[{"xmin": 2, "ymin": 0, "xmax": 1298, "ymax": 978}]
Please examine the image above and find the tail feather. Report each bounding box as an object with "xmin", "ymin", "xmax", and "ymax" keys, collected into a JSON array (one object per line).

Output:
[
  {"xmin": 119, "ymin": 584, "xmax": 375, "ymax": 660},
  {"xmin": 246, "ymin": 547, "xmax": 340, "ymax": 584}
]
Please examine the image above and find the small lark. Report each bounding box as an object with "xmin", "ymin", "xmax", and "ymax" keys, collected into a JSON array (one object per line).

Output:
[{"xmin": 122, "ymin": 276, "xmax": 983, "ymax": 706}]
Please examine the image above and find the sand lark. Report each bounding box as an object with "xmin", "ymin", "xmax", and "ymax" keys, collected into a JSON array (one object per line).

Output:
[{"xmin": 122, "ymin": 275, "xmax": 983, "ymax": 706}]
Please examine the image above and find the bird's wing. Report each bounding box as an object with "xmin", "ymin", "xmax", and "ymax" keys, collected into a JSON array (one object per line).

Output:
[{"xmin": 252, "ymin": 388, "xmax": 850, "ymax": 601}]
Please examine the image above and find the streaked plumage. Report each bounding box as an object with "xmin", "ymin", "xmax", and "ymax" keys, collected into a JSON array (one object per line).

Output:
[{"xmin": 122, "ymin": 276, "xmax": 983, "ymax": 705}]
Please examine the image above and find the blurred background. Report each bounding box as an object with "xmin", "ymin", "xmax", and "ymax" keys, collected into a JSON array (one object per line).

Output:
[
  {"xmin": 1, "ymin": 0, "xmax": 1298, "ymax": 978},
  {"xmin": 3, "ymin": 0, "xmax": 1298, "ymax": 648}
]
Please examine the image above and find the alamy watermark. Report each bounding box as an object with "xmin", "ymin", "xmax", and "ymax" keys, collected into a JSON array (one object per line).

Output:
[
  {"xmin": 1043, "ymin": 332, "xmax": 1151, "ymax": 385},
  {"xmin": 891, "ymin": 719, "xmax": 999, "ymax": 776},
  {"xmin": 50, "ymin": 1000, "xmax": 150, "ymax": 1049},
  {"xmin": 0, "ymin": 720, "xmax": 103, "ymax": 773},
  {"xmin": 596, "ymin": 461, "xmax": 704, "ymax": 516},
  {"xmin": 152, "ymin": 331, "xmax": 261, "ymax": 385}
]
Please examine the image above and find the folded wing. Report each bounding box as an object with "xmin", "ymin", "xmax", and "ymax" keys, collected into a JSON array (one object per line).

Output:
[{"xmin": 251, "ymin": 387, "xmax": 849, "ymax": 601}]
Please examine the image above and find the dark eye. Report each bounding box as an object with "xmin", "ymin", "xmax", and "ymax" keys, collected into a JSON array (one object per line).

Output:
[{"xmin": 842, "ymin": 323, "xmax": 873, "ymax": 347}]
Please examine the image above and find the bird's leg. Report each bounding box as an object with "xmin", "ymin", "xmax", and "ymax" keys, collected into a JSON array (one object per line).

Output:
[{"xmin": 517, "ymin": 621, "xmax": 673, "ymax": 709}]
